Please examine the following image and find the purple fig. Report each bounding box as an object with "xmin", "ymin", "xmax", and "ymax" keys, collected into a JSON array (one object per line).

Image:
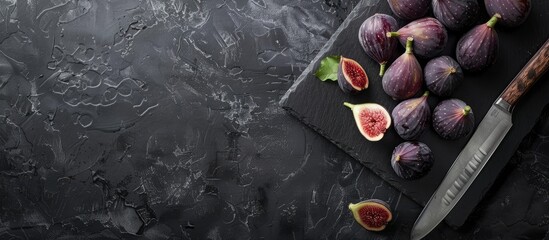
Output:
[
  {"xmin": 456, "ymin": 14, "xmax": 500, "ymax": 72},
  {"xmin": 485, "ymin": 0, "xmax": 531, "ymax": 27},
  {"xmin": 387, "ymin": 0, "xmax": 430, "ymax": 20},
  {"xmin": 432, "ymin": 0, "xmax": 479, "ymax": 31},
  {"xmin": 337, "ymin": 57, "xmax": 369, "ymax": 94},
  {"xmin": 386, "ymin": 18, "xmax": 448, "ymax": 59},
  {"xmin": 359, "ymin": 14, "xmax": 399, "ymax": 76},
  {"xmin": 392, "ymin": 91, "xmax": 430, "ymax": 140},
  {"xmin": 391, "ymin": 141, "xmax": 434, "ymax": 180},
  {"xmin": 424, "ymin": 56, "xmax": 463, "ymax": 97},
  {"xmin": 433, "ymin": 99, "xmax": 475, "ymax": 140},
  {"xmin": 382, "ymin": 37, "xmax": 423, "ymax": 100},
  {"xmin": 343, "ymin": 102, "xmax": 391, "ymax": 141}
]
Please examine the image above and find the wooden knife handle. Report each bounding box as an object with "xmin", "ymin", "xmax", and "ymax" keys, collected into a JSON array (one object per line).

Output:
[{"xmin": 501, "ymin": 38, "xmax": 549, "ymax": 107}]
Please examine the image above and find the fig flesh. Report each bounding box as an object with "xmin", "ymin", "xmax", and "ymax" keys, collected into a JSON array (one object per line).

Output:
[
  {"xmin": 337, "ymin": 57, "xmax": 369, "ymax": 94},
  {"xmin": 382, "ymin": 37, "xmax": 423, "ymax": 100},
  {"xmin": 392, "ymin": 91, "xmax": 430, "ymax": 140},
  {"xmin": 358, "ymin": 14, "xmax": 399, "ymax": 76},
  {"xmin": 387, "ymin": 0, "xmax": 430, "ymax": 20},
  {"xmin": 432, "ymin": 0, "xmax": 479, "ymax": 32},
  {"xmin": 386, "ymin": 17, "xmax": 448, "ymax": 59},
  {"xmin": 343, "ymin": 102, "xmax": 391, "ymax": 141},
  {"xmin": 348, "ymin": 199, "xmax": 392, "ymax": 231},
  {"xmin": 391, "ymin": 141, "xmax": 434, "ymax": 179},
  {"xmin": 424, "ymin": 56, "xmax": 463, "ymax": 97},
  {"xmin": 485, "ymin": 0, "xmax": 531, "ymax": 27},
  {"xmin": 456, "ymin": 14, "xmax": 500, "ymax": 72},
  {"xmin": 433, "ymin": 99, "xmax": 475, "ymax": 140}
]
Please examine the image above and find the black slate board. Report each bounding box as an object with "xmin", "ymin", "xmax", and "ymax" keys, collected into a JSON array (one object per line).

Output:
[{"xmin": 280, "ymin": 0, "xmax": 549, "ymax": 228}]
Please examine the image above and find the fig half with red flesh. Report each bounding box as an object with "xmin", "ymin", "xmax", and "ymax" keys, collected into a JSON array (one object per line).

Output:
[
  {"xmin": 349, "ymin": 199, "xmax": 393, "ymax": 231},
  {"xmin": 343, "ymin": 102, "xmax": 391, "ymax": 141},
  {"xmin": 338, "ymin": 57, "xmax": 369, "ymax": 94}
]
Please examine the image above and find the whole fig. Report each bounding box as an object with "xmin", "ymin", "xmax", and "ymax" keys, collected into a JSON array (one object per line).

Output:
[
  {"xmin": 424, "ymin": 56, "xmax": 463, "ymax": 97},
  {"xmin": 343, "ymin": 102, "xmax": 391, "ymax": 141},
  {"xmin": 387, "ymin": 0, "xmax": 430, "ymax": 20},
  {"xmin": 456, "ymin": 14, "xmax": 500, "ymax": 72},
  {"xmin": 433, "ymin": 99, "xmax": 475, "ymax": 140},
  {"xmin": 338, "ymin": 56, "xmax": 369, "ymax": 94},
  {"xmin": 359, "ymin": 14, "xmax": 399, "ymax": 76},
  {"xmin": 382, "ymin": 37, "xmax": 423, "ymax": 100},
  {"xmin": 485, "ymin": 0, "xmax": 531, "ymax": 27},
  {"xmin": 386, "ymin": 18, "xmax": 448, "ymax": 59},
  {"xmin": 392, "ymin": 91, "xmax": 430, "ymax": 140},
  {"xmin": 432, "ymin": 0, "xmax": 479, "ymax": 31},
  {"xmin": 391, "ymin": 141, "xmax": 434, "ymax": 180},
  {"xmin": 348, "ymin": 199, "xmax": 392, "ymax": 231}
]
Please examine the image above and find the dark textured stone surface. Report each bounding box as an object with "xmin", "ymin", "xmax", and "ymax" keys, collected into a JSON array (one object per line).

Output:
[{"xmin": 0, "ymin": 1, "xmax": 547, "ymax": 239}]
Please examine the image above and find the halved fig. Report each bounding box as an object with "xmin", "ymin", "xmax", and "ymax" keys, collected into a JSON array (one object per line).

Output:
[
  {"xmin": 343, "ymin": 102, "xmax": 391, "ymax": 141},
  {"xmin": 338, "ymin": 57, "xmax": 369, "ymax": 94},
  {"xmin": 433, "ymin": 99, "xmax": 475, "ymax": 140},
  {"xmin": 349, "ymin": 199, "xmax": 392, "ymax": 231}
]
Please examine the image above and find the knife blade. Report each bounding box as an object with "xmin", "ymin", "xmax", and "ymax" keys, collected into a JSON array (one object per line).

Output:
[{"xmin": 411, "ymin": 38, "xmax": 549, "ymax": 240}]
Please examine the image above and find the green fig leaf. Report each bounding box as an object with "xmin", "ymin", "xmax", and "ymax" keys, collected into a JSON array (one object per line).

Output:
[{"xmin": 314, "ymin": 55, "xmax": 340, "ymax": 81}]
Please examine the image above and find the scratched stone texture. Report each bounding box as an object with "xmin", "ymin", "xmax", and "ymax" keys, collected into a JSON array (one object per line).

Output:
[{"xmin": 0, "ymin": 1, "xmax": 548, "ymax": 239}]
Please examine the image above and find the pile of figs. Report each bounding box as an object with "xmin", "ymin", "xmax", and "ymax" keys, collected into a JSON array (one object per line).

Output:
[{"xmin": 335, "ymin": 0, "xmax": 532, "ymax": 231}]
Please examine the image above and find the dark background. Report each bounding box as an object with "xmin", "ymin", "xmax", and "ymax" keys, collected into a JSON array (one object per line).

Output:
[{"xmin": 1, "ymin": 1, "xmax": 548, "ymax": 239}]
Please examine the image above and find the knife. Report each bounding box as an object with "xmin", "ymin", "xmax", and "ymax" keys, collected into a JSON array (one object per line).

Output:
[{"xmin": 411, "ymin": 38, "xmax": 549, "ymax": 240}]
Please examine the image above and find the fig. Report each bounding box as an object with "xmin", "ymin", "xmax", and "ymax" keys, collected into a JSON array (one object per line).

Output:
[
  {"xmin": 386, "ymin": 17, "xmax": 448, "ymax": 59},
  {"xmin": 424, "ymin": 56, "xmax": 463, "ymax": 97},
  {"xmin": 358, "ymin": 14, "xmax": 399, "ymax": 76},
  {"xmin": 485, "ymin": 0, "xmax": 531, "ymax": 27},
  {"xmin": 348, "ymin": 199, "xmax": 392, "ymax": 231},
  {"xmin": 337, "ymin": 57, "xmax": 369, "ymax": 94},
  {"xmin": 387, "ymin": 0, "xmax": 430, "ymax": 20},
  {"xmin": 456, "ymin": 14, "xmax": 500, "ymax": 72},
  {"xmin": 392, "ymin": 91, "xmax": 430, "ymax": 140},
  {"xmin": 433, "ymin": 99, "xmax": 475, "ymax": 140},
  {"xmin": 343, "ymin": 102, "xmax": 391, "ymax": 141},
  {"xmin": 432, "ymin": 0, "xmax": 479, "ymax": 32},
  {"xmin": 382, "ymin": 37, "xmax": 423, "ymax": 100},
  {"xmin": 391, "ymin": 141, "xmax": 434, "ymax": 180}
]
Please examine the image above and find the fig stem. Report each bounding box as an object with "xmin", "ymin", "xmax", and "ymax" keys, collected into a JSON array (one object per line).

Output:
[
  {"xmin": 422, "ymin": 91, "xmax": 429, "ymax": 97},
  {"xmin": 379, "ymin": 63, "xmax": 386, "ymax": 77},
  {"xmin": 343, "ymin": 102, "xmax": 355, "ymax": 109},
  {"xmin": 486, "ymin": 14, "xmax": 501, "ymax": 28},
  {"xmin": 463, "ymin": 106, "xmax": 472, "ymax": 116},
  {"xmin": 386, "ymin": 32, "xmax": 400, "ymax": 38},
  {"xmin": 348, "ymin": 203, "xmax": 355, "ymax": 210},
  {"xmin": 405, "ymin": 37, "xmax": 414, "ymax": 54}
]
